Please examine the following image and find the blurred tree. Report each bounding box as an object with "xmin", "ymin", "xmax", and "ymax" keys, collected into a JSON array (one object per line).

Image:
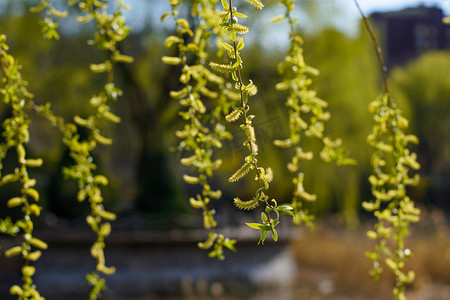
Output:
[
  {"xmin": 391, "ymin": 51, "xmax": 450, "ymax": 212},
  {"xmin": 1, "ymin": 1, "xmax": 444, "ymax": 227},
  {"xmin": 302, "ymin": 26, "xmax": 379, "ymax": 224}
]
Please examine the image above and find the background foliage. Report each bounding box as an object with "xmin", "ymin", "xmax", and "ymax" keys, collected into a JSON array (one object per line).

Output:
[
  {"xmin": 0, "ymin": 0, "xmax": 448, "ymax": 227},
  {"xmin": 0, "ymin": 0, "xmax": 449, "ymax": 299}
]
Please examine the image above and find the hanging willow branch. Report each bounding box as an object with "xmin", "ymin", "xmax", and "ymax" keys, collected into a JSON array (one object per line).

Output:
[
  {"xmin": 162, "ymin": 0, "xmax": 236, "ymax": 260},
  {"xmin": 0, "ymin": 35, "xmax": 47, "ymax": 300},
  {"xmin": 354, "ymin": 1, "xmax": 421, "ymax": 299},
  {"xmin": 30, "ymin": 1, "xmax": 133, "ymax": 298},
  {"xmin": 208, "ymin": 0, "xmax": 295, "ymax": 245},
  {"xmin": 273, "ymin": 0, "xmax": 355, "ymax": 227}
]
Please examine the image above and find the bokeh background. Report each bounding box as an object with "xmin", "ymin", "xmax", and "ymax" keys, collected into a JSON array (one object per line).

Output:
[{"xmin": 0, "ymin": 0, "xmax": 449, "ymax": 299}]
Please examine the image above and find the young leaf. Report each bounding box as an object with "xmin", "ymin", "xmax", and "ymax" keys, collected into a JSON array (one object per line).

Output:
[
  {"xmin": 246, "ymin": 223, "xmax": 264, "ymax": 229},
  {"xmin": 220, "ymin": 42, "xmax": 234, "ymax": 52},
  {"xmin": 271, "ymin": 228, "xmax": 278, "ymax": 241},
  {"xmin": 261, "ymin": 212, "xmax": 268, "ymax": 223},
  {"xmin": 258, "ymin": 230, "xmax": 268, "ymax": 245},
  {"xmin": 234, "ymin": 12, "xmax": 247, "ymax": 18},
  {"xmin": 221, "ymin": 0, "xmax": 229, "ymax": 10},
  {"xmin": 236, "ymin": 38, "xmax": 245, "ymax": 51}
]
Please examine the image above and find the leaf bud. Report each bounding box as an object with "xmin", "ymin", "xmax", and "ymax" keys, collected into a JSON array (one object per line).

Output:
[
  {"xmin": 29, "ymin": 238, "xmax": 48, "ymax": 250},
  {"xmin": 5, "ymin": 246, "xmax": 22, "ymax": 257}
]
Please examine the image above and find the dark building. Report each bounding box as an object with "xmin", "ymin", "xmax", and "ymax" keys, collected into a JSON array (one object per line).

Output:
[{"xmin": 371, "ymin": 6, "xmax": 450, "ymax": 67}]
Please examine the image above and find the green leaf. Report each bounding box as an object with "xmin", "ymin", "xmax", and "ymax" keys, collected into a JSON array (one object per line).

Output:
[
  {"xmin": 277, "ymin": 205, "xmax": 293, "ymax": 211},
  {"xmin": 221, "ymin": 0, "xmax": 229, "ymax": 9},
  {"xmin": 234, "ymin": 12, "xmax": 247, "ymax": 18},
  {"xmin": 230, "ymin": 30, "xmax": 236, "ymax": 42},
  {"xmin": 271, "ymin": 228, "xmax": 278, "ymax": 241},
  {"xmin": 220, "ymin": 42, "xmax": 234, "ymax": 52},
  {"xmin": 258, "ymin": 230, "xmax": 267, "ymax": 245},
  {"xmin": 237, "ymin": 38, "xmax": 244, "ymax": 51},
  {"xmin": 245, "ymin": 222, "xmax": 264, "ymax": 229},
  {"xmin": 261, "ymin": 212, "xmax": 268, "ymax": 224}
]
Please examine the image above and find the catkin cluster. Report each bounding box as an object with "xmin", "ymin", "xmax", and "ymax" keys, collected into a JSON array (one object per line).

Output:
[
  {"xmin": 273, "ymin": 0, "xmax": 354, "ymax": 226},
  {"xmin": 208, "ymin": 0, "xmax": 296, "ymax": 245},
  {"xmin": 0, "ymin": 1, "xmax": 133, "ymax": 299},
  {"xmin": 163, "ymin": 0, "xmax": 236, "ymax": 259},
  {"xmin": 364, "ymin": 94, "xmax": 420, "ymax": 300},
  {"xmin": 0, "ymin": 35, "xmax": 47, "ymax": 300}
]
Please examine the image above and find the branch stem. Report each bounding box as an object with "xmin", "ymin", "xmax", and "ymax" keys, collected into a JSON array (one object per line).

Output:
[{"xmin": 353, "ymin": 0, "xmax": 391, "ymax": 100}]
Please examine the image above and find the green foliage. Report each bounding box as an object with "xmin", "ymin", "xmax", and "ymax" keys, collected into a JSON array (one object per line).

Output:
[
  {"xmin": 0, "ymin": 1, "xmax": 428, "ymax": 299},
  {"xmin": 390, "ymin": 52, "xmax": 450, "ymax": 188}
]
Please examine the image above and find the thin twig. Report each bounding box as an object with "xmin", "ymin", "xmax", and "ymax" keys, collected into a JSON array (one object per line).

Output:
[{"xmin": 353, "ymin": 0, "xmax": 390, "ymax": 98}]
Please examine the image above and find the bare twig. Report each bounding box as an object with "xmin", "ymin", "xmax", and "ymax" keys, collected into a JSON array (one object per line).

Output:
[{"xmin": 353, "ymin": 0, "xmax": 390, "ymax": 98}]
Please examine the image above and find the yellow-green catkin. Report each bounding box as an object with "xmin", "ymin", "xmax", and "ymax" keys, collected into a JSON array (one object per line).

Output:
[
  {"xmin": 354, "ymin": 2, "xmax": 421, "ymax": 298},
  {"xmin": 30, "ymin": 0, "xmax": 68, "ymax": 40},
  {"xmin": 273, "ymin": 0, "xmax": 355, "ymax": 227},
  {"xmin": 364, "ymin": 94, "xmax": 420, "ymax": 300},
  {"xmin": 70, "ymin": 1, "xmax": 132, "ymax": 298},
  {"xmin": 208, "ymin": 0, "xmax": 295, "ymax": 245},
  {"xmin": 163, "ymin": 0, "xmax": 236, "ymax": 259},
  {"xmin": 29, "ymin": 1, "xmax": 133, "ymax": 298},
  {"xmin": 0, "ymin": 35, "xmax": 46, "ymax": 300}
]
